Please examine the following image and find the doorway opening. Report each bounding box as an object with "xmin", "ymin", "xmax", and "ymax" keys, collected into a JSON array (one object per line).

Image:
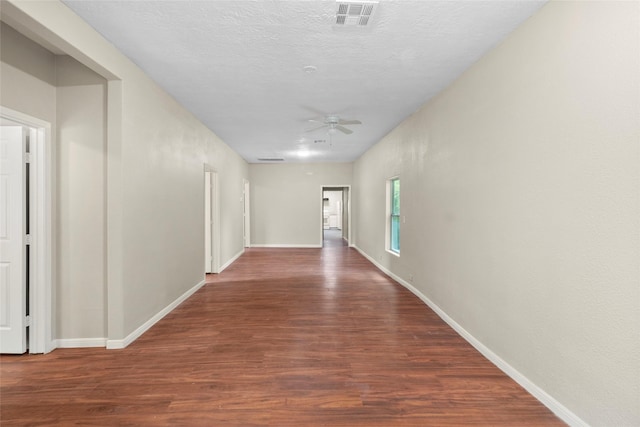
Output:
[
  {"xmin": 204, "ymin": 168, "xmax": 220, "ymax": 274},
  {"xmin": 243, "ymin": 179, "xmax": 250, "ymax": 248},
  {"xmin": 321, "ymin": 186, "xmax": 351, "ymax": 248},
  {"xmin": 0, "ymin": 107, "xmax": 53, "ymax": 354}
]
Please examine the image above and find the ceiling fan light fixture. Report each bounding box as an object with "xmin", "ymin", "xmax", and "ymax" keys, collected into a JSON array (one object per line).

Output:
[{"xmin": 304, "ymin": 112, "xmax": 362, "ymax": 135}]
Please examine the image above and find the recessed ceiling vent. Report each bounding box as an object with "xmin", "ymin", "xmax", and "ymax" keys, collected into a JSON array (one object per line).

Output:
[
  {"xmin": 335, "ymin": 1, "xmax": 378, "ymax": 26},
  {"xmin": 257, "ymin": 158, "xmax": 284, "ymax": 162}
]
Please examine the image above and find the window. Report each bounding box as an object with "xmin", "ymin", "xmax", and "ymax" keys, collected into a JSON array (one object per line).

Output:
[{"xmin": 387, "ymin": 177, "xmax": 400, "ymax": 254}]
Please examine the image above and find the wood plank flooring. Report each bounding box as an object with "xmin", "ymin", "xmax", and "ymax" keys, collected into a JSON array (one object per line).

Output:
[{"xmin": 1, "ymin": 246, "xmax": 564, "ymax": 426}]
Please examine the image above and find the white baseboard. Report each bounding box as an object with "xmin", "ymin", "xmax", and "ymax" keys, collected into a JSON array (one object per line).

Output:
[
  {"xmin": 250, "ymin": 244, "xmax": 322, "ymax": 248},
  {"xmin": 219, "ymin": 248, "xmax": 244, "ymax": 273},
  {"xmin": 353, "ymin": 245, "xmax": 587, "ymax": 427},
  {"xmin": 106, "ymin": 279, "xmax": 206, "ymax": 350},
  {"xmin": 55, "ymin": 337, "xmax": 107, "ymax": 348}
]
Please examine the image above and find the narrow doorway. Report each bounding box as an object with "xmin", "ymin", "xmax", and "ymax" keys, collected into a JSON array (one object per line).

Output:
[
  {"xmin": 1, "ymin": 108, "xmax": 53, "ymax": 354},
  {"xmin": 243, "ymin": 179, "xmax": 250, "ymax": 248},
  {"xmin": 321, "ymin": 186, "xmax": 351, "ymax": 248},
  {"xmin": 205, "ymin": 171, "xmax": 213, "ymax": 273},
  {"xmin": 204, "ymin": 169, "xmax": 220, "ymax": 274}
]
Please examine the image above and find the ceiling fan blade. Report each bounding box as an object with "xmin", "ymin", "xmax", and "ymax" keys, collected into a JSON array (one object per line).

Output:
[
  {"xmin": 307, "ymin": 119, "xmax": 324, "ymax": 124},
  {"xmin": 338, "ymin": 119, "xmax": 361, "ymax": 125},
  {"xmin": 336, "ymin": 125, "xmax": 353, "ymax": 135},
  {"xmin": 300, "ymin": 105, "xmax": 328, "ymax": 118},
  {"xmin": 305, "ymin": 124, "xmax": 328, "ymax": 133}
]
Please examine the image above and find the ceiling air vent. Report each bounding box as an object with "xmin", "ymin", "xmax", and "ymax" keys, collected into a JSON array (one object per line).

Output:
[
  {"xmin": 257, "ymin": 158, "xmax": 284, "ymax": 162},
  {"xmin": 335, "ymin": 1, "xmax": 378, "ymax": 27}
]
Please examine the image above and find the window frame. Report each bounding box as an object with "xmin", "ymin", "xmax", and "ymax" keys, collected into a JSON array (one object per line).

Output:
[{"xmin": 386, "ymin": 176, "xmax": 400, "ymax": 256}]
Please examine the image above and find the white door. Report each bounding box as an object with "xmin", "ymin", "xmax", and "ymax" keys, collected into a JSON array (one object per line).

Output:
[{"xmin": 0, "ymin": 126, "xmax": 27, "ymax": 354}]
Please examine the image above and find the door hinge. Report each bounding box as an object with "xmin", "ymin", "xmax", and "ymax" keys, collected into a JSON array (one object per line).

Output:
[
  {"xmin": 25, "ymin": 315, "xmax": 31, "ymax": 327},
  {"xmin": 25, "ymin": 234, "xmax": 31, "ymax": 245},
  {"xmin": 24, "ymin": 153, "xmax": 31, "ymax": 163}
]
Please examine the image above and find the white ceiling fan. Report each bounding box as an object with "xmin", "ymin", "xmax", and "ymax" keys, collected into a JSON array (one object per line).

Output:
[{"xmin": 306, "ymin": 115, "xmax": 362, "ymax": 135}]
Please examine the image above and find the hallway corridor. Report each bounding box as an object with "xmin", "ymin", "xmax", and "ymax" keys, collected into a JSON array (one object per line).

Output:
[
  {"xmin": 323, "ymin": 228, "xmax": 347, "ymax": 248},
  {"xmin": 0, "ymin": 247, "xmax": 562, "ymax": 426}
]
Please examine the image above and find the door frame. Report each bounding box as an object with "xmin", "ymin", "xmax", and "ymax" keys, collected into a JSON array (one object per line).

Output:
[
  {"xmin": 204, "ymin": 166, "xmax": 220, "ymax": 274},
  {"xmin": 319, "ymin": 185, "xmax": 352, "ymax": 247},
  {"xmin": 1, "ymin": 106, "xmax": 54, "ymax": 354},
  {"xmin": 243, "ymin": 179, "xmax": 250, "ymax": 248},
  {"xmin": 204, "ymin": 171, "xmax": 213, "ymax": 273}
]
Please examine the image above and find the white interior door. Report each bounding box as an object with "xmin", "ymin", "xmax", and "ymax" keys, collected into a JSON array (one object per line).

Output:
[{"xmin": 0, "ymin": 126, "xmax": 27, "ymax": 354}]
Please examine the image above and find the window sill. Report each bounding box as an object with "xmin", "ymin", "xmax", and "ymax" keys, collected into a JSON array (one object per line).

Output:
[{"xmin": 386, "ymin": 249, "xmax": 400, "ymax": 258}]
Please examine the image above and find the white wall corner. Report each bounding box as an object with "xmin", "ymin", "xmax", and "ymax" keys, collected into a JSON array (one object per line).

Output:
[
  {"xmin": 353, "ymin": 245, "xmax": 589, "ymax": 427},
  {"xmin": 218, "ymin": 248, "xmax": 244, "ymax": 273},
  {"xmin": 106, "ymin": 279, "xmax": 206, "ymax": 350}
]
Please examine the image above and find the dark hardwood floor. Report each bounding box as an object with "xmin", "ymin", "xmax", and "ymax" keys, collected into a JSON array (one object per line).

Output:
[{"xmin": 1, "ymin": 246, "xmax": 563, "ymax": 426}]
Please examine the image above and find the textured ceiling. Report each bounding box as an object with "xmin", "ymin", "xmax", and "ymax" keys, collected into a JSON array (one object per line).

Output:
[{"xmin": 62, "ymin": 0, "xmax": 546, "ymax": 163}]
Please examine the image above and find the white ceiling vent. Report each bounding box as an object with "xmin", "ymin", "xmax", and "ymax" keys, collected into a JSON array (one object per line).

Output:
[{"xmin": 335, "ymin": 1, "xmax": 378, "ymax": 27}]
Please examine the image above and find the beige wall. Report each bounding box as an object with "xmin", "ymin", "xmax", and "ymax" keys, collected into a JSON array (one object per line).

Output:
[
  {"xmin": 116, "ymin": 68, "xmax": 249, "ymax": 334},
  {"xmin": 1, "ymin": 2, "xmax": 249, "ymax": 345},
  {"xmin": 0, "ymin": 22, "xmax": 59, "ymax": 338},
  {"xmin": 353, "ymin": 1, "xmax": 639, "ymax": 425},
  {"xmin": 0, "ymin": 23, "xmax": 56, "ymax": 123},
  {"xmin": 56, "ymin": 55, "xmax": 107, "ymax": 340},
  {"xmin": 1, "ymin": 24, "xmax": 108, "ymax": 341},
  {"xmin": 250, "ymin": 163, "xmax": 352, "ymax": 246}
]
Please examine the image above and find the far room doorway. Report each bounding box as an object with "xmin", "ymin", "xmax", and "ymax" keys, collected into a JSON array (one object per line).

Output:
[{"xmin": 321, "ymin": 186, "xmax": 351, "ymax": 248}]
